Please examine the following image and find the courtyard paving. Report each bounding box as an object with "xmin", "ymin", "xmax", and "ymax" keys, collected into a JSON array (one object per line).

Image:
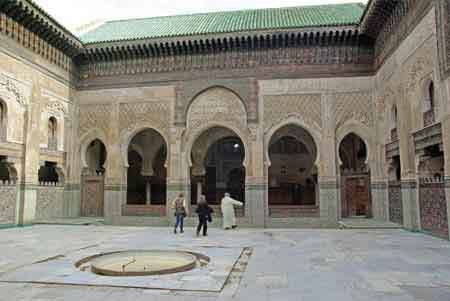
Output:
[{"xmin": 0, "ymin": 225, "xmax": 449, "ymax": 300}]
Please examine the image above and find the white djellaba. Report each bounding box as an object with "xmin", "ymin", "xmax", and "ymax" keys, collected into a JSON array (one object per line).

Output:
[{"xmin": 220, "ymin": 193, "xmax": 243, "ymax": 229}]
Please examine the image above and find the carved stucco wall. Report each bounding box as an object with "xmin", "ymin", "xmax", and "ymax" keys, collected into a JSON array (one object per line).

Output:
[
  {"xmin": 77, "ymin": 86, "xmax": 174, "ymax": 184},
  {"xmin": 79, "ymin": 104, "xmax": 111, "ymax": 138},
  {"xmin": 332, "ymin": 92, "xmax": 375, "ymax": 130},
  {"xmin": 176, "ymin": 78, "xmax": 257, "ymax": 125},
  {"xmin": 436, "ymin": 0, "xmax": 450, "ymax": 78},
  {"xmin": 39, "ymin": 89, "xmax": 70, "ymax": 151},
  {"xmin": 0, "ymin": 72, "xmax": 31, "ymax": 144},
  {"xmin": 0, "ymin": 184, "xmax": 16, "ymax": 224},
  {"xmin": 376, "ymin": 8, "xmax": 439, "ymax": 133},
  {"xmin": 35, "ymin": 186, "xmax": 64, "ymax": 219},
  {"xmin": 186, "ymin": 87, "xmax": 247, "ymax": 131},
  {"xmin": 263, "ymin": 94, "xmax": 322, "ymax": 133},
  {"xmin": 119, "ymin": 101, "xmax": 171, "ymax": 140}
]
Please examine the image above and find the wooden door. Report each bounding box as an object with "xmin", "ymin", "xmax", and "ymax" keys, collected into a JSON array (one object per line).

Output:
[
  {"xmin": 81, "ymin": 175, "xmax": 104, "ymax": 216},
  {"xmin": 342, "ymin": 174, "xmax": 371, "ymax": 218}
]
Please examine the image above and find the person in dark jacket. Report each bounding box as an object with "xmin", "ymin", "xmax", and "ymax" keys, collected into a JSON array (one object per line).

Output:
[{"xmin": 195, "ymin": 195, "xmax": 213, "ymax": 237}]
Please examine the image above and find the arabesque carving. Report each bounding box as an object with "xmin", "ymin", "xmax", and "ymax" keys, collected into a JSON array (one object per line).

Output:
[
  {"xmin": 119, "ymin": 102, "xmax": 170, "ymax": 135},
  {"xmin": 264, "ymin": 94, "xmax": 321, "ymax": 132},
  {"xmin": 79, "ymin": 104, "xmax": 111, "ymax": 136},
  {"xmin": 333, "ymin": 92, "xmax": 374, "ymax": 128},
  {"xmin": 187, "ymin": 87, "xmax": 247, "ymax": 131}
]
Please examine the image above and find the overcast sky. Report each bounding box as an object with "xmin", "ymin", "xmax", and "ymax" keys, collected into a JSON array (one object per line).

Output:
[{"xmin": 33, "ymin": 0, "xmax": 368, "ymax": 33}]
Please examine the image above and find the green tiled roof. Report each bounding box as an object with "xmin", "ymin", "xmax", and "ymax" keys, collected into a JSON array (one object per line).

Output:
[{"xmin": 80, "ymin": 3, "xmax": 365, "ymax": 44}]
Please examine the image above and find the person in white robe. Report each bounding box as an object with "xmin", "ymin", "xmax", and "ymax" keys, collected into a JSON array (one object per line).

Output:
[{"xmin": 220, "ymin": 193, "xmax": 243, "ymax": 230}]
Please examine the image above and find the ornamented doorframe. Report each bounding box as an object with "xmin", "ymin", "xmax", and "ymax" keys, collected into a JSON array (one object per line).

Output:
[
  {"xmin": 81, "ymin": 175, "xmax": 104, "ymax": 217},
  {"xmin": 341, "ymin": 171, "xmax": 371, "ymax": 218}
]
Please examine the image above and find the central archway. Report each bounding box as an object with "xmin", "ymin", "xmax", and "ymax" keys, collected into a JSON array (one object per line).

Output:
[
  {"xmin": 268, "ymin": 124, "xmax": 318, "ymax": 217},
  {"xmin": 125, "ymin": 128, "xmax": 167, "ymax": 217},
  {"xmin": 190, "ymin": 126, "xmax": 246, "ymax": 216}
]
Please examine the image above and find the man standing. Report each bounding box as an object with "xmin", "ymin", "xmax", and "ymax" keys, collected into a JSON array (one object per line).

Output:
[{"xmin": 220, "ymin": 193, "xmax": 243, "ymax": 230}]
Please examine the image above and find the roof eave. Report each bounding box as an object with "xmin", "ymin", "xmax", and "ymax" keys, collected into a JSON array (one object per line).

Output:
[{"xmin": 82, "ymin": 24, "xmax": 361, "ymax": 49}]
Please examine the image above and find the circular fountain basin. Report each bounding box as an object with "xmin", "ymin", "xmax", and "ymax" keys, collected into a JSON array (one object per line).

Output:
[{"xmin": 78, "ymin": 250, "xmax": 201, "ymax": 276}]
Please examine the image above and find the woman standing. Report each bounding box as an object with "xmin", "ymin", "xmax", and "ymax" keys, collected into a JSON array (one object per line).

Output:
[
  {"xmin": 172, "ymin": 193, "xmax": 187, "ymax": 234},
  {"xmin": 196, "ymin": 195, "xmax": 213, "ymax": 237}
]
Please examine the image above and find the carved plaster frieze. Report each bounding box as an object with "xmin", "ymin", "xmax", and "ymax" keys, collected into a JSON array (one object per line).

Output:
[
  {"xmin": 186, "ymin": 87, "xmax": 248, "ymax": 132},
  {"xmin": 333, "ymin": 91, "xmax": 375, "ymax": 129},
  {"xmin": 0, "ymin": 73, "xmax": 31, "ymax": 107},
  {"xmin": 119, "ymin": 102, "xmax": 170, "ymax": 137},
  {"xmin": 79, "ymin": 104, "xmax": 112, "ymax": 136},
  {"xmin": 263, "ymin": 94, "xmax": 321, "ymax": 132}
]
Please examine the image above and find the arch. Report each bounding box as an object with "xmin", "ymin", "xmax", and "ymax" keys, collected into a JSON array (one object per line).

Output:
[
  {"xmin": 266, "ymin": 123, "xmax": 319, "ymax": 212},
  {"xmin": 80, "ymin": 128, "xmax": 108, "ymax": 170},
  {"xmin": 390, "ymin": 104, "xmax": 398, "ymax": 129},
  {"xmin": 48, "ymin": 116, "xmax": 57, "ymax": 137},
  {"xmin": 121, "ymin": 124, "xmax": 169, "ymax": 168},
  {"xmin": 338, "ymin": 130, "xmax": 372, "ymax": 218},
  {"xmin": 85, "ymin": 139, "xmax": 107, "ymax": 175},
  {"xmin": 38, "ymin": 161, "xmax": 59, "ymax": 185},
  {"xmin": 0, "ymin": 99, "xmax": 7, "ymax": 141},
  {"xmin": 185, "ymin": 85, "xmax": 248, "ymax": 119},
  {"xmin": 336, "ymin": 122, "xmax": 372, "ymax": 167},
  {"xmin": 48, "ymin": 116, "xmax": 58, "ymax": 150},
  {"xmin": 265, "ymin": 117, "xmax": 321, "ymax": 167},
  {"xmin": 126, "ymin": 128, "xmax": 168, "ymax": 207},
  {"xmin": 421, "ymin": 76, "xmax": 436, "ymax": 126},
  {"xmin": 190, "ymin": 129, "xmax": 246, "ymax": 205},
  {"xmin": 184, "ymin": 122, "xmax": 250, "ymax": 168},
  {"xmin": 338, "ymin": 133, "xmax": 367, "ymax": 170}
]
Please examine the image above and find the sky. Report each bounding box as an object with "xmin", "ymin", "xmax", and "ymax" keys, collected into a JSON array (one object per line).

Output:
[{"xmin": 33, "ymin": 0, "xmax": 369, "ymax": 34}]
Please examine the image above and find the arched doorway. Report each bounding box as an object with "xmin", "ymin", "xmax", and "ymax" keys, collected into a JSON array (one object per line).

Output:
[
  {"xmin": 190, "ymin": 126, "xmax": 245, "ymax": 216},
  {"xmin": 339, "ymin": 133, "xmax": 371, "ymax": 218},
  {"xmin": 124, "ymin": 129, "xmax": 167, "ymax": 217},
  {"xmin": 81, "ymin": 139, "xmax": 107, "ymax": 217},
  {"xmin": 268, "ymin": 125, "xmax": 318, "ymax": 217}
]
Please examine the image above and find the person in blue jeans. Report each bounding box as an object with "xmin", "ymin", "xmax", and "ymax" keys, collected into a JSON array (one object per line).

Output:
[{"xmin": 172, "ymin": 193, "xmax": 187, "ymax": 234}]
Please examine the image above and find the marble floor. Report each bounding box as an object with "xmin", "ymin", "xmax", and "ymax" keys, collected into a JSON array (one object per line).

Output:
[{"xmin": 0, "ymin": 225, "xmax": 449, "ymax": 300}]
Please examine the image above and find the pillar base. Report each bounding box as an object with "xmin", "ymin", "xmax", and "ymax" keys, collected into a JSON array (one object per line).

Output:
[
  {"xmin": 63, "ymin": 183, "xmax": 81, "ymax": 217},
  {"xmin": 371, "ymin": 181, "xmax": 388, "ymax": 221},
  {"xmin": 245, "ymin": 182, "xmax": 266, "ymax": 227},
  {"xmin": 319, "ymin": 181, "xmax": 338, "ymax": 221},
  {"xmin": 401, "ymin": 180, "xmax": 420, "ymax": 231},
  {"xmin": 104, "ymin": 184, "xmax": 123, "ymax": 224},
  {"xmin": 16, "ymin": 183, "xmax": 38, "ymax": 226}
]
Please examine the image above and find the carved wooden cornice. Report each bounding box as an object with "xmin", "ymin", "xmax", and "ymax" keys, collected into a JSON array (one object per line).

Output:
[
  {"xmin": 79, "ymin": 27, "xmax": 364, "ymax": 63},
  {"xmin": 77, "ymin": 27, "xmax": 375, "ymax": 79},
  {"xmin": 360, "ymin": 0, "xmax": 400, "ymax": 39},
  {"xmin": 412, "ymin": 122, "xmax": 443, "ymax": 158},
  {"xmin": 0, "ymin": 0, "xmax": 83, "ymax": 57}
]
